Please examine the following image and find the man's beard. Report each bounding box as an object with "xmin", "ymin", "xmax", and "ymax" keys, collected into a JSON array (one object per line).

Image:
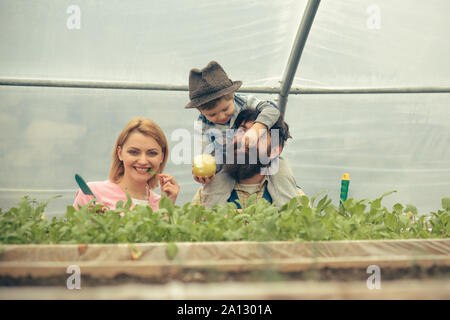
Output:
[
  {"xmin": 222, "ymin": 143, "xmax": 270, "ymax": 182},
  {"xmin": 223, "ymin": 162, "xmax": 263, "ymax": 182}
]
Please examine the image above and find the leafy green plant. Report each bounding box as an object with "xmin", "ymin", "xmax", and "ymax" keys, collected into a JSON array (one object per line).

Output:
[{"xmin": 0, "ymin": 193, "xmax": 449, "ymax": 245}]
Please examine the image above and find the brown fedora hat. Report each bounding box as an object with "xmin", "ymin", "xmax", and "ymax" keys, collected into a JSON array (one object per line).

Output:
[{"xmin": 185, "ymin": 61, "xmax": 242, "ymax": 109}]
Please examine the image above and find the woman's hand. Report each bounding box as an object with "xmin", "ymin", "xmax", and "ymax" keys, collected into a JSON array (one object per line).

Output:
[{"xmin": 159, "ymin": 173, "xmax": 180, "ymax": 204}]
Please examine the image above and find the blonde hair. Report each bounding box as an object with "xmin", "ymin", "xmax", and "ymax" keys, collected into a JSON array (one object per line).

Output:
[{"xmin": 109, "ymin": 117, "xmax": 169, "ymax": 189}]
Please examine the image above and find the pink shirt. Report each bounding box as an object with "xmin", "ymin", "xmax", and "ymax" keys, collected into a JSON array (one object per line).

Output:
[{"xmin": 73, "ymin": 180, "xmax": 161, "ymax": 211}]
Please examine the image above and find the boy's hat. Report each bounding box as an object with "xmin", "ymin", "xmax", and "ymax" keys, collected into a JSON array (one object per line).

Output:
[{"xmin": 185, "ymin": 61, "xmax": 242, "ymax": 109}]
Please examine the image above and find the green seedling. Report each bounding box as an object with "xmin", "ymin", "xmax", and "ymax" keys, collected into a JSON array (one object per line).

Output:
[{"xmin": 1, "ymin": 193, "xmax": 449, "ymax": 245}]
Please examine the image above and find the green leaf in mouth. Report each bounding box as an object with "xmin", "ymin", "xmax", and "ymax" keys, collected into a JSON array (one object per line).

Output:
[{"xmin": 147, "ymin": 168, "xmax": 155, "ymax": 174}]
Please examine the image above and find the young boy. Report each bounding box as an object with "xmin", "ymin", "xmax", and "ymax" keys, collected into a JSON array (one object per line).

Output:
[{"xmin": 185, "ymin": 61, "xmax": 300, "ymax": 207}]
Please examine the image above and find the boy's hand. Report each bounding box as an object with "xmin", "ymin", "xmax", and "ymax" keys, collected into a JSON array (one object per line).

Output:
[
  {"xmin": 192, "ymin": 170, "xmax": 215, "ymax": 185},
  {"xmin": 242, "ymin": 122, "xmax": 267, "ymax": 149}
]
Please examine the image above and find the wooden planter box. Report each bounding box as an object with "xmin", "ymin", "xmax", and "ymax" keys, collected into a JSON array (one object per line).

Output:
[{"xmin": 1, "ymin": 239, "xmax": 449, "ymax": 299}]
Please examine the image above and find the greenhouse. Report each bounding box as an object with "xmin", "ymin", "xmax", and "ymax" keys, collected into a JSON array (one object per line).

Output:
[{"xmin": 0, "ymin": 0, "xmax": 449, "ymax": 300}]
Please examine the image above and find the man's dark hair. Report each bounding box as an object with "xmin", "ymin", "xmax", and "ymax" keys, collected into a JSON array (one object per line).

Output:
[{"xmin": 233, "ymin": 108, "xmax": 291, "ymax": 149}]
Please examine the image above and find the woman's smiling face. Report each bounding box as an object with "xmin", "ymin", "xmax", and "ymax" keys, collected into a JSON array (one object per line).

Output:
[{"xmin": 117, "ymin": 131, "xmax": 164, "ymax": 184}]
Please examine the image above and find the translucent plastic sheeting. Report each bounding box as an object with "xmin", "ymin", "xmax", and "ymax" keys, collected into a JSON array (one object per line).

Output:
[
  {"xmin": 0, "ymin": 87, "xmax": 449, "ymax": 216},
  {"xmin": 1, "ymin": 0, "xmax": 449, "ymax": 216},
  {"xmin": 0, "ymin": 0, "xmax": 306, "ymax": 86},
  {"xmin": 0, "ymin": 86, "xmax": 201, "ymax": 216},
  {"xmin": 296, "ymin": 0, "xmax": 450, "ymax": 87},
  {"xmin": 1, "ymin": 0, "xmax": 449, "ymax": 87},
  {"xmin": 283, "ymin": 93, "xmax": 450, "ymax": 213}
]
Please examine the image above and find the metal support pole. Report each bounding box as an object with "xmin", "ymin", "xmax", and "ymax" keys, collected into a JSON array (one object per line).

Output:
[
  {"xmin": 0, "ymin": 78, "xmax": 281, "ymax": 94},
  {"xmin": 0, "ymin": 78, "xmax": 188, "ymax": 92},
  {"xmin": 1, "ymin": 78, "xmax": 449, "ymax": 95},
  {"xmin": 283, "ymin": 86, "xmax": 450, "ymax": 95},
  {"xmin": 278, "ymin": 0, "xmax": 321, "ymax": 118}
]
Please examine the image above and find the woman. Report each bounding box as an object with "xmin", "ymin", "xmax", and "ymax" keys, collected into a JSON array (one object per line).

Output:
[{"xmin": 73, "ymin": 117, "xmax": 179, "ymax": 210}]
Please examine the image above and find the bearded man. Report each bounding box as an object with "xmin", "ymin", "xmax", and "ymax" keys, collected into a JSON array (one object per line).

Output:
[{"xmin": 191, "ymin": 108, "xmax": 304, "ymax": 209}]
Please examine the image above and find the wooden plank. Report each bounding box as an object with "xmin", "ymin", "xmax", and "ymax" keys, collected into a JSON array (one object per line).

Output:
[{"xmin": 1, "ymin": 279, "xmax": 449, "ymax": 300}]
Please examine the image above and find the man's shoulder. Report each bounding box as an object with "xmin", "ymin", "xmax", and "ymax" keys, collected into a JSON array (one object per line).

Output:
[{"xmin": 191, "ymin": 186, "xmax": 205, "ymax": 206}]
